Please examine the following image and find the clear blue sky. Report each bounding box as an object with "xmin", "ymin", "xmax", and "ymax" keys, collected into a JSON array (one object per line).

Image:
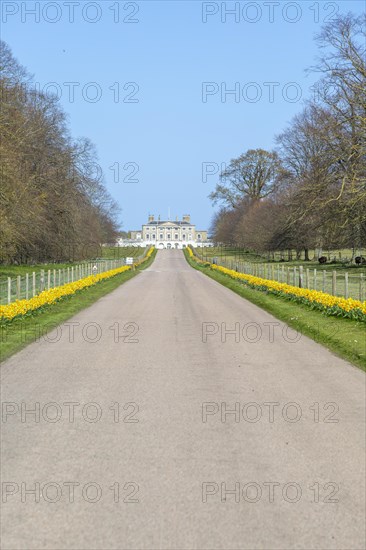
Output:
[{"xmin": 3, "ymin": 0, "xmax": 364, "ymax": 230}]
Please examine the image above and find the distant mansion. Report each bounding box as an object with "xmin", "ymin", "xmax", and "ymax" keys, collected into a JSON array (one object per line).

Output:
[{"xmin": 117, "ymin": 215, "xmax": 211, "ymax": 249}]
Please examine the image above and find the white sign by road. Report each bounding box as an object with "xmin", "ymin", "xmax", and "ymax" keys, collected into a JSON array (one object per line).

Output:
[{"xmin": 126, "ymin": 257, "xmax": 134, "ymax": 265}]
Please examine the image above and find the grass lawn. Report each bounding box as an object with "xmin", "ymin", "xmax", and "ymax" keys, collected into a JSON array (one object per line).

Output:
[
  {"xmin": 0, "ymin": 249, "xmax": 156, "ymax": 362},
  {"xmin": 100, "ymin": 246, "xmax": 146, "ymax": 260},
  {"xmin": 185, "ymin": 252, "xmax": 366, "ymax": 371}
]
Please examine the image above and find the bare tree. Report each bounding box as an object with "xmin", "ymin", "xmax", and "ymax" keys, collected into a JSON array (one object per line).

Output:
[
  {"xmin": 0, "ymin": 41, "xmax": 120, "ymax": 264},
  {"xmin": 209, "ymin": 149, "xmax": 282, "ymax": 208}
]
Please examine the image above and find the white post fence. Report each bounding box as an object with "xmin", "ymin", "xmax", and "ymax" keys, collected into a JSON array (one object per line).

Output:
[
  {"xmin": 0, "ymin": 248, "xmax": 150, "ymax": 306},
  {"xmin": 192, "ymin": 248, "xmax": 366, "ymax": 302}
]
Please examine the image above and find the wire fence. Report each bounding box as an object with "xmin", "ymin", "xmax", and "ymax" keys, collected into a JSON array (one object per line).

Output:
[
  {"xmin": 0, "ymin": 253, "xmax": 146, "ymax": 306},
  {"xmin": 194, "ymin": 252, "xmax": 366, "ymax": 302}
]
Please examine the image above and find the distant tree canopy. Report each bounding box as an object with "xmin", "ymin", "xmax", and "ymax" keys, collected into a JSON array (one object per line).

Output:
[
  {"xmin": 210, "ymin": 13, "xmax": 366, "ymax": 258},
  {"xmin": 209, "ymin": 149, "xmax": 282, "ymax": 208},
  {"xmin": 0, "ymin": 41, "xmax": 120, "ymax": 263}
]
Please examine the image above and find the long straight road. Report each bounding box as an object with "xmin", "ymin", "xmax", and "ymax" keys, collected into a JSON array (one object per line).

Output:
[{"xmin": 1, "ymin": 250, "xmax": 365, "ymax": 550}]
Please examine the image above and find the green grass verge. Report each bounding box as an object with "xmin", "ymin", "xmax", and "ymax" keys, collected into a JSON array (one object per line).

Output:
[
  {"xmin": 185, "ymin": 252, "xmax": 366, "ymax": 371},
  {"xmin": 0, "ymin": 249, "xmax": 157, "ymax": 362}
]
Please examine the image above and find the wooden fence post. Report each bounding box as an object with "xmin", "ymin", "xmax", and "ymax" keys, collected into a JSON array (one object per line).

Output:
[
  {"xmin": 322, "ymin": 270, "xmax": 326, "ymax": 293},
  {"xmin": 32, "ymin": 272, "xmax": 36, "ymax": 297},
  {"xmin": 7, "ymin": 277, "xmax": 11, "ymax": 304},
  {"xmin": 305, "ymin": 268, "xmax": 309, "ymax": 289},
  {"xmin": 67, "ymin": 267, "xmax": 70, "ymax": 283},
  {"xmin": 360, "ymin": 274, "xmax": 364, "ymax": 301},
  {"xmin": 293, "ymin": 267, "xmax": 297, "ymax": 286},
  {"xmin": 48, "ymin": 270, "xmax": 51, "ymax": 290},
  {"xmin": 71, "ymin": 267, "xmax": 74, "ymax": 282},
  {"xmin": 332, "ymin": 271, "xmax": 337, "ymax": 296},
  {"xmin": 53, "ymin": 269, "xmax": 56, "ymax": 287},
  {"xmin": 25, "ymin": 273, "xmax": 29, "ymax": 300},
  {"xmin": 16, "ymin": 276, "xmax": 21, "ymax": 300},
  {"xmin": 299, "ymin": 266, "xmax": 303, "ymax": 288},
  {"xmin": 344, "ymin": 272, "xmax": 349, "ymax": 299},
  {"xmin": 286, "ymin": 267, "xmax": 290, "ymax": 284},
  {"xmin": 313, "ymin": 269, "xmax": 317, "ymax": 291}
]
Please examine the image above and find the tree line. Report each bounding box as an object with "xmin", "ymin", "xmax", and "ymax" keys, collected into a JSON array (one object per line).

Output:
[
  {"xmin": 0, "ymin": 41, "xmax": 120, "ymax": 264},
  {"xmin": 210, "ymin": 13, "xmax": 366, "ymax": 261}
]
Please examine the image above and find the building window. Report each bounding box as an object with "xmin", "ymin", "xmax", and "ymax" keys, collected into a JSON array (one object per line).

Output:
[
  {"xmin": 152, "ymin": 235, "xmax": 156, "ymax": 240},
  {"xmin": 160, "ymin": 234, "xmax": 163, "ymax": 239},
  {"xmin": 167, "ymin": 234, "xmax": 171, "ymax": 239},
  {"xmin": 197, "ymin": 234, "xmax": 201, "ymax": 239},
  {"xmin": 175, "ymin": 234, "xmax": 178, "ymax": 239},
  {"xmin": 182, "ymin": 234, "xmax": 186, "ymax": 240}
]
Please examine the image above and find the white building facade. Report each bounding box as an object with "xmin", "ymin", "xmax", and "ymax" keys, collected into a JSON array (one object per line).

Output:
[{"xmin": 117, "ymin": 215, "xmax": 211, "ymax": 249}]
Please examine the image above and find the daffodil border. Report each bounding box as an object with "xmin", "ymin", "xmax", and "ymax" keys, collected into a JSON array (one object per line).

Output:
[
  {"xmin": 0, "ymin": 247, "xmax": 155, "ymax": 324},
  {"xmin": 186, "ymin": 247, "xmax": 366, "ymax": 323}
]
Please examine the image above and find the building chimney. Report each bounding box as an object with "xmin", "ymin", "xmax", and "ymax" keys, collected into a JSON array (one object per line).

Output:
[
  {"xmin": 148, "ymin": 214, "xmax": 154, "ymax": 223},
  {"xmin": 182, "ymin": 214, "xmax": 190, "ymax": 223}
]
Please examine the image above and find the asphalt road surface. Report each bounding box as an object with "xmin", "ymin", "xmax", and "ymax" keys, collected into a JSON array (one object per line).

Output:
[{"xmin": 1, "ymin": 250, "xmax": 365, "ymax": 550}]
